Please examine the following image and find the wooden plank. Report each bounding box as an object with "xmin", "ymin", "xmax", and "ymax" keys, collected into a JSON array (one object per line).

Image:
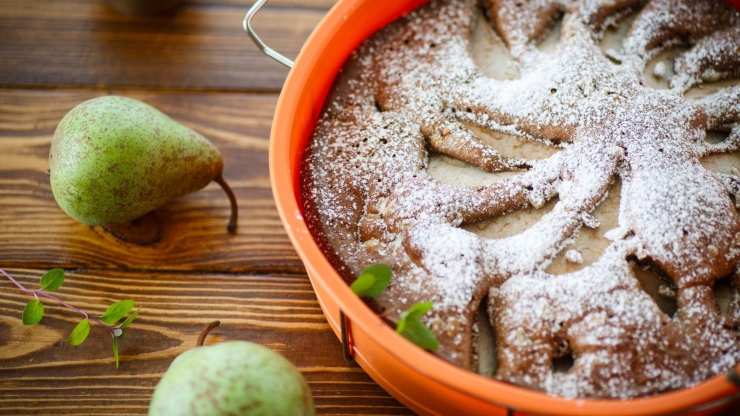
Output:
[
  {"xmin": 0, "ymin": 267, "xmax": 411, "ymax": 415},
  {"xmin": 0, "ymin": 88, "xmax": 304, "ymax": 273},
  {"xmin": 0, "ymin": 0, "xmax": 329, "ymax": 92},
  {"xmin": 191, "ymin": 0, "xmax": 336, "ymax": 7}
]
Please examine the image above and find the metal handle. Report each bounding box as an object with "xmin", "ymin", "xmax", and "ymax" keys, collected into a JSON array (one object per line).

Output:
[{"xmin": 244, "ymin": 0, "xmax": 295, "ymax": 68}]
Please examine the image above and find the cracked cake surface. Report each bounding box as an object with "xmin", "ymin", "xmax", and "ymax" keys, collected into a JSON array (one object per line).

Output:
[{"xmin": 301, "ymin": 0, "xmax": 740, "ymax": 398}]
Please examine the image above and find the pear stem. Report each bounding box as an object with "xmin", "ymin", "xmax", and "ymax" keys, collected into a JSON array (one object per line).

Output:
[
  {"xmin": 214, "ymin": 174, "xmax": 238, "ymax": 234},
  {"xmin": 197, "ymin": 320, "xmax": 221, "ymax": 346}
]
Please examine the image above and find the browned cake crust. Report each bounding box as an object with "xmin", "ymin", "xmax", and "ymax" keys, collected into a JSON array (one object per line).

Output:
[{"xmin": 302, "ymin": 0, "xmax": 740, "ymax": 398}]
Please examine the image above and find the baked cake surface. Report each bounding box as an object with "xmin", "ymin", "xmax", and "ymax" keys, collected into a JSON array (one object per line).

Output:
[{"xmin": 302, "ymin": 0, "xmax": 740, "ymax": 398}]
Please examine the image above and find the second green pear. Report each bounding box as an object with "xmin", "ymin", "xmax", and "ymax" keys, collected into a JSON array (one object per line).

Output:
[
  {"xmin": 149, "ymin": 340, "xmax": 315, "ymax": 416},
  {"xmin": 49, "ymin": 96, "xmax": 236, "ymax": 229}
]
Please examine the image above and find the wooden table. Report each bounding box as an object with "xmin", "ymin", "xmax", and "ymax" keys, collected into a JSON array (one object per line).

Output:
[
  {"xmin": 0, "ymin": 1, "xmax": 412, "ymax": 414},
  {"xmin": 2, "ymin": 2, "xmax": 738, "ymax": 415}
]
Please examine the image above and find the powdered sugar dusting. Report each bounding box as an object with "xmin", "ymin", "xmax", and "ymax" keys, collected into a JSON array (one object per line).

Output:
[
  {"xmin": 565, "ymin": 249, "xmax": 584, "ymax": 263},
  {"xmin": 302, "ymin": 0, "xmax": 739, "ymax": 398}
]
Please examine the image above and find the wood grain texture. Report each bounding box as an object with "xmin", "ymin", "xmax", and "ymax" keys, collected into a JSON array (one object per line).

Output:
[
  {"xmin": 0, "ymin": 267, "xmax": 411, "ymax": 415},
  {"xmin": 0, "ymin": 0, "xmax": 414, "ymax": 413},
  {"xmin": 0, "ymin": 88, "xmax": 304, "ymax": 273},
  {"xmin": 192, "ymin": 0, "xmax": 335, "ymax": 7},
  {"xmin": 0, "ymin": 0, "xmax": 328, "ymax": 92},
  {"xmin": 1, "ymin": 0, "xmax": 738, "ymax": 414}
]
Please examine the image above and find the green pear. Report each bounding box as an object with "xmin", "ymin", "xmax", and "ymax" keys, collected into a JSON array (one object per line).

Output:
[
  {"xmin": 49, "ymin": 96, "xmax": 237, "ymax": 232},
  {"xmin": 149, "ymin": 322, "xmax": 315, "ymax": 416}
]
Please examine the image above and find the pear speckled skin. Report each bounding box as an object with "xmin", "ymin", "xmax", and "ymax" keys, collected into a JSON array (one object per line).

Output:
[
  {"xmin": 149, "ymin": 341, "xmax": 315, "ymax": 416},
  {"xmin": 49, "ymin": 95, "xmax": 223, "ymax": 225}
]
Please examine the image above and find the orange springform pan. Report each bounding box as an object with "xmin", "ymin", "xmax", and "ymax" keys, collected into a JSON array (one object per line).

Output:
[{"xmin": 255, "ymin": 0, "xmax": 740, "ymax": 414}]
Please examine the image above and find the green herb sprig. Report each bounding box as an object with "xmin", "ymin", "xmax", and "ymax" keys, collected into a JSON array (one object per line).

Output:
[
  {"xmin": 350, "ymin": 264, "xmax": 392, "ymax": 298},
  {"xmin": 349, "ymin": 264, "xmax": 439, "ymax": 351},
  {"xmin": 1, "ymin": 267, "xmax": 137, "ymax": 368},
  {"xmin": 396, "ymin": 301, "xmax": 439, "ymax": 351}
]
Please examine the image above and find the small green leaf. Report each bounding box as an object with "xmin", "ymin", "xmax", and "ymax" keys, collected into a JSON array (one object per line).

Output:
[
  {"xmin": 118, "ymin": 310, "xmax": 138, "ymax": 330},
  {"xmin": 100, "ymin": 299, "xmax": 135, "ymax": 325},
  {"xmin": 68, "ymin": 319, "xmax": 91, "ymax": 346},
  {"xmin": 351, "ymin": 273, "xmax": 375, "ymax": 295},
  {"xmin": 39, "ymin": 268, "xmax": 64, "ymax": 292},
  {"xmin": 350, "ymin": 264, "xmax": 392, "ymax": 298},
  {"xmin": 112, "ymin": 335, "xmax": 120, "ymax": 369},
  {"xmin": 396, "ymin": 301, "xmax": 438, "ymax": 351},
  {"xmin": 22, "ymin": 298, "xmax": 44, "ymax": 325}
]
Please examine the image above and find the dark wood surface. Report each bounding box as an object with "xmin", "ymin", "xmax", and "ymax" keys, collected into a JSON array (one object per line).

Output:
[
  {"xmin": 2, "ymin": 2, "xmax": 737, "ymax": 416},
  {"xmin": 0, "ymin": 0, "xmax": 329, "ymax": 91},
  {"xmin": 0, "ymin": 1, "xmax": 412, "ymax": 414}
]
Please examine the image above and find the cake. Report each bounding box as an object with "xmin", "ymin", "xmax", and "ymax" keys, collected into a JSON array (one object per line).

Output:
[{"xmin": 302, "ymin": 0, "xmax": 740, "ymax": 398}]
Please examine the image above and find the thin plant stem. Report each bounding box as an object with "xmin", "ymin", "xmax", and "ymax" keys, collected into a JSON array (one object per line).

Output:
[{"xmin": 0, "ymin": 267, "xmax": 115, "ymax": 335}]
